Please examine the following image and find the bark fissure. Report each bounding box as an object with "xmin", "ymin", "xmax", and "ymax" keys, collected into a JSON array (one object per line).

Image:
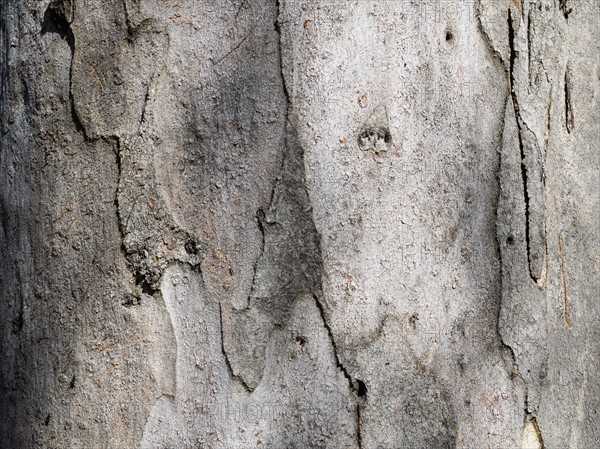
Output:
[
  {"xmin": 527, "ymin": 11, "xmax": 532, "ymax": 86},
  {"xmin": 220, "ymin": 2, "xmax": 365, "ymax": 443},
  {"xmin": 543, "ymin": 88, "xmax": 553, "ymax": 152},
  {"xmin": 474, "ymin": 4, "xmax": 506, "ymax": 69},
  {"xmin": 508, "ymin": 9, "xmax": 539, "ymax": 284},
  {"xmin": 313, "ymin": 293, "xmax": 364, "ymax": 448},
  {"xmin": 1, "ymin": 0, "xmax": 596, "ymax": 447},
  {"xmin": 218, "ymin": 302, "xmax": 253, "ymax": 393},
  {"xmin": 564, "ymin": 64, "xmax": 574, "ymax": 133},
  {"xmin": 531, "ymin": 416, "xmax": 546, "ymax": 448},
  {"xmin": 41, "ymin": 2, "xmax": 87, "ymax": 140},
  {"xmin": 559, "ymin": 0, "xmax": 572, "ymax": 20},
  {"xmin": 122, "ymin": 0, "xmax": 133, "ymax": 35},
  {"xmin": 494, "ymin": 100, "xmax": 523, "ymax": 382}
]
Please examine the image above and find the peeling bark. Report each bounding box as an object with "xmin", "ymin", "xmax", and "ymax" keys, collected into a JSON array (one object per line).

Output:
[{"xmin": 1, "ymin": 1, "xmax": 598, "ymax": 448}]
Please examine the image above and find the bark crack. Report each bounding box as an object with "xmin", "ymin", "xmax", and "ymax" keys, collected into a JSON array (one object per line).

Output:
[
  {"xmin": 41, "ymin": 1, "xmax": 88, "ymax": 140},
  {"xmin": 218, "ymin": 302, "xmax": 253, "ymax": 393},
  {"xmin": 312, "ymin": 293, "xmax": 364, "ymax": 448},
  {"xmin": 212, "ymin": 26, "xmax": 256, "ymax": 68},
  {"xmin": 508, "ymin": 9, "xmax": 540, "ymax": 284},
  {"xmin": 543, "ymin": 87, "xmax": 553, "ymax": 153},
  {"xmin": 474, "ymin": 2, "xmax": 507, "ymax": 73},
  {"xmin": 564, "ymin": 64, "xmax": 574, "ymax": 133},
  {"xmin": 559, "ymin": 0, "xmax": 572, "ymax": 20}
]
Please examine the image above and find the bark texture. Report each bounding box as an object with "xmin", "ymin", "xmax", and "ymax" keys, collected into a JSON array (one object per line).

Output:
[{"xmin": 1, "ymin": 1, "xmax": 598, "ymax": 448}]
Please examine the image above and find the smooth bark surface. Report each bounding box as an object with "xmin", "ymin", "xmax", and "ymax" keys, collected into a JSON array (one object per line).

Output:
[{"xmin": 1, "ymin": 1, "xmax": 598, "ymax": 448}]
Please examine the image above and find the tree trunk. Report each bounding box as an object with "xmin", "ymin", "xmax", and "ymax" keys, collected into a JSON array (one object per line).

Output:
[{"xmin": 1, "ymin": 1, "xmax": 598, "ymax": 448}]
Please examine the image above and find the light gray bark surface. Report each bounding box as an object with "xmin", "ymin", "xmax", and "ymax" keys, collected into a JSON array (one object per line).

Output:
[{"xmin": 0, "ymin": 1, "xmax": 598, "ymax": 448}]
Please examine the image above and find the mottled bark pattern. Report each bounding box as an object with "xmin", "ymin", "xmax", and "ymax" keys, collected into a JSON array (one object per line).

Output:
[{"xmin": 1, "ymin": 1, "xmax": 598, "ymax": 448}]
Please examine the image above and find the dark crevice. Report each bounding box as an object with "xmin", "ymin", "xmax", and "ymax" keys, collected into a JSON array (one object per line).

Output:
[
  {"xmin": 273, "ymin": 2, "xmax": 363, "ymax": 445},
  {"xmin": 312, "ymin": 294, "xmax": 353, "ymax": 391},
  {"xmin": 312, "ymin": 294, "xmax": 364, "ymax": 447},
  {"xmin": 530, "ymin": 416, "xmax": 546, "ymax": 448},
  {"xmin": 559, "ymin": 0, "xmax": 572, "ymax": 20},
  {"xmin": 527, "ymin": 11, "xmax": 532, "ymax": 87},
  {"xmin": 122, "ymin": 0, "xmax": 133, "ymax": 36},
  {"xmin": 564, "ymin": 66, "xmax": 574, "ymax": 133},
  {"xmin": 113, "ymin": 137, "xmax": 156, "ymax": 300},
  {"xmin": 184, "ymin": 240, "xmax": 199, "ymax": 255},
  {"xmin": 139, "ymin": 82, "xmax": 152, "ymax": 129},
  {"xmin": 113, "ymin": 138, "xmax": 128, "ymax": 260},
  {"xmin": 242, "ymin": 207, "xmax": 267, "ymax": 308},
  {"xmin": 41, "ymin": 3, "xmax": 88, "ymax": 140},
  {"xmin": 274, "ymin": 0, "xmax": 290, "ymax": 104},
  {"xmin": 134, "ymin": 271, "xmax": 156, "ymax": 296},
  {"xmin": 295, "ymin": 335, "xmax": 307, "ymax": 346},
  {"xmin": 508, "ymin": 10, "xmax": 538, "ymax": 284},
  {"xmin": 41, "ymin": 6, "xmax": 72, "ymax": 43},
  {"xmin": 475, "ymin": 2, "xmax": 507, "ymax": 69},
  {"xmin": 356, "ymin": 379, "xmax": 367, "ymax": 398},
  {"xmin": 218, "ymin": 302, "xmax": 253, "ymax": 393},
  {"xmin": 10, "ymin": 313, "xmax": 23, "ymax": 335},
  {"xmin": 233, "ymin": 0, "xmax": 288, "ymax": 313},
  {"xmin": 356, "ymin": 403, "xmax": 363, "ymax": 449},
  {"xmin": 113, "ymin": 137, "xmax": 133, "ymax": 268}
]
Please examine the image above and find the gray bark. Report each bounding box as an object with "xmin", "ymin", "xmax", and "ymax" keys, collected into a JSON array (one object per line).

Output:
[{"xmin": 1, "ymin": 1, "xmax": 598, "ymax": 448}]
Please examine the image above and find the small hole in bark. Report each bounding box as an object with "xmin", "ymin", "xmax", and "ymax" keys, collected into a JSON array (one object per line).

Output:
[
  {"xmin": 358, "ymin": 127, "xmax": 392, "ymax": 153},
  {"xmin": 185, "ymin": 240, "xmax": 199, "ymax": 255},
  {"xmin": 295, "ymin": 336, "xmax": 307, "ymax": 346},
  {"xmin": 122, "ymin": 294, "xmax": 141, "ymax": 307},
  {"xmin": 445, "ymin": 30, "xmax": 454, "ymax": 42},
  {"xmin": 135, "ymin": 272, "xmax": 155, "ymax": 296},
  {"xmin": 506, "ymin": 235, "xmax": 515, "ymax": 245},
  {"xmin": 11, "ymin": 314, "xmax": 23, "ymax": 334},
  {"xmin": 357, "ymin": 379, "xmax": 367, "ymax": 398},
  {"xmin": 44, "ymin": 414, "xmax": 51, "ymax": 426},
  {"xmin": 41, "ymin": 6, "xmax": 69, "ymax": 38},
  {"xmin": 69, "ymin": 376, "xmax": 76, "ymax": 389},
  {"xmin": 409, "ymin": 312, "xmax": 419, "ymax": 329},
  {"xmin": 41, "ymin": 4, "xmax": 74, "ymax": 51}
]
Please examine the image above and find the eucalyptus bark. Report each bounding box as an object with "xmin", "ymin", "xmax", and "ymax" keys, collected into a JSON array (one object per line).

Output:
[{"xmin": 1, "ymin": 1, "xmax": 598, "ymax": 448}]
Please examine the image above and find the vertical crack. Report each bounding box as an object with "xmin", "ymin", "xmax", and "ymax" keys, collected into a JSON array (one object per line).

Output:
[
  {"xmin": 564, "ymin": 64, "xmax": 574, "ymax": 134},
  {"xmin": 218, "ymin": 302, "xmax": 253, "ymax": 393},
  {"xmin": 274, "ymin": 0, "xmax": 290, "ymax": 105},
  {"xmin": 532, "ymin": 417, "xmax": 545, "ymax": 448},
  {"xmin": 273, "ymin": 3, "xmax": 363, "ymax": 446},
  {"xmin": 527, "ymin": 10, "xmax": 532, "ymax": 87},
  {"xmin": 356, "ymin": 403, "xmax": 363, "ymax": 449},
  {"xmin": 543, "ymin": 87, "xmax": 553, "ymax": 152},
  {"xmin": 41, "ymin": 1, "xmax": 87, "ymax": 140},
  {"xmin": 312, "ymin": 294, "xmax": 356, "ymax": 392},
  {"xmin": 508, "ymin": 9, "xmax": 539, "ymax": 284},
  {"xmin": 312, "ymin": 294, "xmax": 365, "ymax": 448}
]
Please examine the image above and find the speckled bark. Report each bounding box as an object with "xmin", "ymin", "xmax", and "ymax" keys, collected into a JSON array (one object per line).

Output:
[{"xmin": 1, "ymin": 1, "xmax": 598, "ymax": 448}]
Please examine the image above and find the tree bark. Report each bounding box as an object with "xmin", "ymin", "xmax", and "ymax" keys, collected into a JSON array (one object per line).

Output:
[{"xmin": 1, "ymin": 1, "xmax": 598, "ymax": 448}]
